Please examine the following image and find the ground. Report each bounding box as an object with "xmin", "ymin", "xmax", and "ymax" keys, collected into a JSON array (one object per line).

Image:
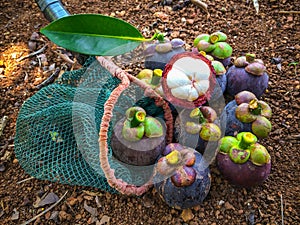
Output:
[{"xmin": 0, "ymin": 0, "xmax": 300, "ymax": 224}]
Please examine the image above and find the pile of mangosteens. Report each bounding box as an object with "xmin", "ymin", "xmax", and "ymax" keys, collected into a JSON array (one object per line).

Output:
[{"xmin": 110, "ymin": 31, "xmax": 273, "ymax": 210}]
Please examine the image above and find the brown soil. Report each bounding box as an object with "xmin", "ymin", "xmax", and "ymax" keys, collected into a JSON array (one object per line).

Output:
[{"xmin": 1, "ymin": 0, "xmax": 299, "ymax": 224}]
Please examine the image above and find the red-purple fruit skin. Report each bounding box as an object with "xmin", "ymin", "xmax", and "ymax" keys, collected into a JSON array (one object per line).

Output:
[
  {"xmin": 220, "ymin": 100, "xmax": 252, "ymax": 136},
  {"xmin": 144, "ymin": 45, "xmax": 185, "ymax": 70},
  {"xmin": 216, "ymin": 153, "xmax": 271, "ymax": 188},
  {"xmin": 226, "ymin": 66, "xmax": 269, "ymax": 98},
  {"xmin": 111, "ymin": 118, "xmax": 166, "ymax": 166}
]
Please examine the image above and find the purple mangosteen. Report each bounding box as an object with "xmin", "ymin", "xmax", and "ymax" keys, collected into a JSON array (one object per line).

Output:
[
  {"xmin": 226, "ymin": 53, "xmax": 269, "ymax": 98},
  {"xmin": 144, "ymin": 38, "xmax": 186, "ymax": 70},
  {"xmin": 217, "ymin": 132, "xmax": 271, "ymax": 188},
  {"xmin": 174, "ymin": 106, "xmax": 221, "ymax": 154},
  {"xmin": 154, "ymin": 143, "xmax": 211, "ymax": 209},
  {"xmin": 111, "ymin": 106, "xmax": 166, "ymax": 166},
  {"xmin": 193, "ymin": 31, "xmax": 233, "ymax": 67},
  {"xmin": 220, "ymin": 91, "xmax": 272, "ymax": 138}
]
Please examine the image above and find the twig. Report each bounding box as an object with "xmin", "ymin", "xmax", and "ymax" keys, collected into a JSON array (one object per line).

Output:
[
  {"xmin": 36, "ymin": 67, "xmax": 61, "ymax": 90},
  {"xmin": 190, "ymin": 0, "xmax": 208, "ymax": 13},
  {"xmin": 16, "ymin": 177, "xmax": 35, "ymax": 184},
  {"xmin": 0, "ymin": 116, "xmax": 8, "ymax": 138},
  {"xmin": 280, "ymin": 193, "xmax": 284, "ymax": 225},
  {"xmin": 287, "ymin": 134, "xmax": 300, "ymax": 140},
  {"xmin": 20, "ymin": 191, "xmax": 68, "ymax": 225},
  {"xmin": 53, "ymin": 50, "xmax": 75, "ymax": 64},
  {"xmin": 279, "ymin": 11, "xmax": 300, "ymax": 14},
  {"xmin": 16, "ymin": 44, "xmax": 48, "ymax": 62}
]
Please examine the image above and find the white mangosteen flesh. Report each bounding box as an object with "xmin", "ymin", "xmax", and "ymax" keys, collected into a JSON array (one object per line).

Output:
[{"xmin": 166, "ymin": 57, "xmax": 210, "ymax": 102}]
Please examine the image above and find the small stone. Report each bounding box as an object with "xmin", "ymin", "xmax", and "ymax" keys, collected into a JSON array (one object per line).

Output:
[
  {"xmin": 13, "ymin": 158, "xmax": 18, "ymax": 164},
  {"xmin": 186, "ymin": 19, "xmax": 194, "ymax": 25},
  {"xmin": 0, "ymin": 163, "xmax": 6, "ymax": 172},
  {"xmin": 119, "ymin": 10, "xmax": 126, "ymax": 16},
  {"xmin": 84, "ymin": 195, "xmax": 94, "ymax": 201},
  {"xmin": 224, "ymin": 201, "xmax": 235, "ymax": 210},
  {"xmin": 11, "ymin": 208, "xmax": 19, "ymax": 221},
  {"xmin": 238, "ymin": 209, "xmax": 244, "ymax": 215},
  {"xmin": 45, "ymin": 211, "xmax": 51, "ymax": 220},
  {"xmin": 75, "ymin": 214, "xmax": 82, "ymax": 220},
  {"xmin": 97, "ymin": 215, "xmax": 111, "ymax": 225},
  {"xmin": 171, "ymin": 31, "xmax": 180, "ymax": 38},
  {"xmin": 181, "ymin": 208, "xmax": 194, "ymax": 222},
  {"xmin": 59, "ymin": 211, "xmax": 72, "ymax": 221},
  {"xmin": 218, "ymin": 200, "xmax": 225, "ymax": 205},
  {"xmin": 67, "ymin": 197, "xmax": 78, "ymax": 206},
  {"xmin": 49, "ymin": 211, "xmax": 59, "ymax": 222},
  {"xmin": 34, "ymin": 192, "xmax": 59, "ymax": 208}
]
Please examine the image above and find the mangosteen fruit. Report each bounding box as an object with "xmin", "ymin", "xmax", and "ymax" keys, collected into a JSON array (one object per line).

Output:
[
  {"xmin": 217, "ymin": 132, "xmax": 271, "ymax": 188},
  {"xmin": 161, "ymin": 52, "xmax": 216, "ymax": 108},
  {"xmin": 144, "ymin": 38, "xmax": 186, "ymax": 70},
  {"xmin": 226, "ymin": 53, "xmax": 269, "ymax": 97},
  {"xmin": 221, "ymin": 91, "xmax": 272, "ymax": 138},
  {"xmin": 154, "ymin": 143, "xmax": 211, "ymax": 209},
  {"xmin": 174, "ymin": 106, "xmax": 221, "ymax": 154},
  {"xmin": 193, "ymin": 31, "xmax": 233, "ymax": 67},
  {"xmin": 111, "ymin": 106, "xmax": 166, "ymax": 166}
]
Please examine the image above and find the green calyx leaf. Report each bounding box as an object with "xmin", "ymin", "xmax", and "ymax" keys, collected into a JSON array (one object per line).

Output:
[
  {"xmin": 40, "ymin": 14, "xmax": 150, "ymax": 56},
  {"xmin": 249, "ymin": 143, "xmax": 271, "ymax": 166},
  {"xmin": 229, "ymin": 148, "xmax": 250, "ymax": 164},
  {"xmin": 219, "ymin": 136, "xmax": 239, "ymax": 154},
  {"xmin": 144, "ymin": 117, "xmax": 164, "ymax": 138},
  {"xmin": 122, "ymin": 120, "xmax": 144, "ymax": 142}
]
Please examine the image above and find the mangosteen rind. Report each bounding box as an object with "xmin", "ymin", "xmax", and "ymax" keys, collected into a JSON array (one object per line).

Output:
[
  {"xmin": 216, "ymin": 153, "xmax": 271, "ymax": 187},
  {"xmin": 162, "ymin": 52, "xmax": 216, "ymax": 108}
]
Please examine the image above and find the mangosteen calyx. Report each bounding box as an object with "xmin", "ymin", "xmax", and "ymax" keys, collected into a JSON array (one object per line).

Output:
[
  {"xmin": 193, "ymin": 32, "xmax": 233, "ymax": 60},
  {"xmin": 219, "ymin": 132, "xmax": 270, "ymax": 166},
  {"xmin": 233, "ymin": 54, "xmax": 266, "ymax": 76},
  {"xmin": 234, "ymin": 93, "xmax": 272, "ymax": 138},
  {"xmin": 156, "ymin": 144, "xmax": 197, "ymax": 187},
  {"xmin": 185, "ymin": 107, "xmax": 221, "ymax": 141},
  {"xmin": 122, "ymin": 107, "xmax": 163, "ymax": 142}
]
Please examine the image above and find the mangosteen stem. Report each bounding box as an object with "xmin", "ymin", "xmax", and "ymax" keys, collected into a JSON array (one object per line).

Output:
[
  {"xmin": 149, "ymin": 30, "xmax": 165, "ymax": 42},
  {"xmin": 246, "ymin": 53, "xmax": 255, "ymax": 63},
  {"xmin": 151, "ymin": 69, "xmax": 163, "ymax": 85},
  {"xmin": 130, "ymin": 111, "xmax": 146, "ymax": 128},
  {"xmin": 198, "ymin": 111, "xmax": 206, "ymax": 124},
  {"xmin": 190, "ymin": 108, "xmax": 206, "ymax": 124},
  {"xmin": 166, "ymin": 150, "xmax": 181, "ymax": 165},
  {"xmin": 238, "ymin": 133, "xmax": 257, "ymax": 149},
  {"xmin": 249, "ymin": 99, "xmax": 262, "ymax": 115}
]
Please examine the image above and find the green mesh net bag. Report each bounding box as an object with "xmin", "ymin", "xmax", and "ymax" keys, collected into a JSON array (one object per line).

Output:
[{"xmin": 15, "ymin": 56, "xmax": 173, "ymax": 195}]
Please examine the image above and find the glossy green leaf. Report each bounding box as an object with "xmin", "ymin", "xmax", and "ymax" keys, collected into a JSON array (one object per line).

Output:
[{"xmin": 40, "ymin": 14, "xmax": 146, "ymax": 56}]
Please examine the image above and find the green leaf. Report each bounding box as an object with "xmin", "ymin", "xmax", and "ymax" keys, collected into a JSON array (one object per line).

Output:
[{"xmin": 40, "ymin": 14, "xmax": 146, "ymax": 56}]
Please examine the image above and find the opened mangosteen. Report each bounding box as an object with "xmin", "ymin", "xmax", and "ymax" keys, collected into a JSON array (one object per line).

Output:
[
  {"xmin": 161, "ymin": 52, "xmax": 216, "ymax": 108},
  {"xmin": 193, "ymin": 31, "xmax": 233, "ymax": 67},
  {"xmin": 217, "ymin": 132, "xmax": 271, "ymax": 188},
  {"xmin": 220, "ymin": 91, "xmax": 272, "ymax": 138},
  {"xmin": 174, "ymin": 106, "xmax": 221, "ymax": 154},
  {"xmin": 154, "ymin": 143, "xmax": 211, "ymax": 209},
  {"xmin": 111, "ymin": 106, "xmax": 166, "ymax": 166},
  {"xmin": 226, "ymin": 53, "xmax": 269, "ymax": 97},
  {"xmin": 144, "ymin": 38, "xmax": 186, "ymax": 70}
]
